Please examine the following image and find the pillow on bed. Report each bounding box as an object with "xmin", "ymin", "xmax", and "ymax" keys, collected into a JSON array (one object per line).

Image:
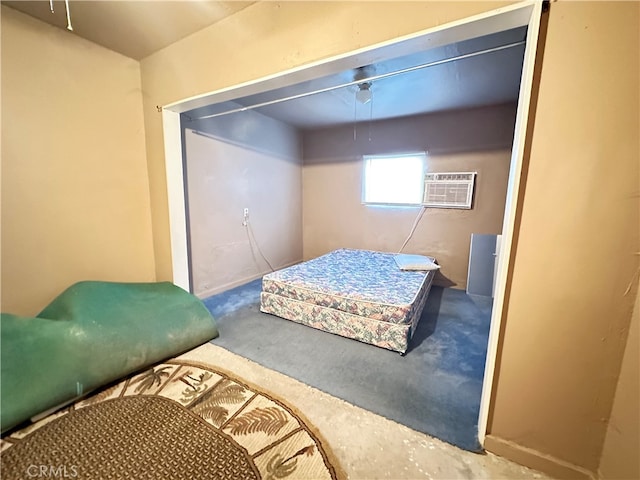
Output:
[{"xmin": 394, "ymin": 254, "xmax": 440, "ymax": 271}]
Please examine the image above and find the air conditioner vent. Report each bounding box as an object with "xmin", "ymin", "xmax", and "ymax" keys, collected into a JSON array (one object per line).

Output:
[{"xmin": 423, "ymin": 172, "xmax": 476, "ymax": 209}]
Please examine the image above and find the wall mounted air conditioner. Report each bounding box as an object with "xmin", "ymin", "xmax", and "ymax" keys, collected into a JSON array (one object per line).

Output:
[{"xmin": 422, "ymin": 172, "xmax": 476, "ymax": 209}]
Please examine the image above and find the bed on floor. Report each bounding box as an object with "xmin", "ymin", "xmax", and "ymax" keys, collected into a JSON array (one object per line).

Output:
[{"xmin": 260, "ymin": 249, "xmax": 437, "ymax": 354}]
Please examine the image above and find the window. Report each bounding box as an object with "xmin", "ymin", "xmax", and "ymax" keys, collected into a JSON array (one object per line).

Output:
[{"xmin": 362, "ymin": 153, "xmax": 426, "ymax": 206}]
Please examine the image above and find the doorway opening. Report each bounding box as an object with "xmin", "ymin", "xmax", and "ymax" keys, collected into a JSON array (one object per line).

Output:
[{"xmin": 162, "ymin": 1, "xmax": 543, "ymax": 447}]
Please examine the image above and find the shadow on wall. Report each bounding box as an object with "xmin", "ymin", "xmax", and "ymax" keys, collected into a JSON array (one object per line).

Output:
[{"xmin": 303, "ymin": 103, "xmax": 517, "ymax": 164}]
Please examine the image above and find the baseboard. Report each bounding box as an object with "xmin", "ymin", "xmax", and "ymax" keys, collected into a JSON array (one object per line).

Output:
[
  {"xmin": 194, "ymin": 260, "xmax": 301, "ymax": 299},
  {"xmin": 484, "ymin": 435, "xmax": 596, "ymax": 480}
]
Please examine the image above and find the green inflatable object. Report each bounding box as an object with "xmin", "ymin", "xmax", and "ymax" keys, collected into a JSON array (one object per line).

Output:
[{"xmin": 1, "ymin": 281, "xmax": 218, "ymax": 433}]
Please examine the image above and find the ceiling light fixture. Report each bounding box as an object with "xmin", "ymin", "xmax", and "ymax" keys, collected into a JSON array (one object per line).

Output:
[
  {"xmin": 356, "ymin": 82, "xmax": 372, "ymax": 104},
  {"xmin": 353, "ymin": 67, "xmax": 375, "ymax": 141}
]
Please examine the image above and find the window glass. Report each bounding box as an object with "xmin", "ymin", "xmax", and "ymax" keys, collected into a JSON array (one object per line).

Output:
[{"xmin": 362, "ymin": 153, "xmax": 425, "ymax": 205}]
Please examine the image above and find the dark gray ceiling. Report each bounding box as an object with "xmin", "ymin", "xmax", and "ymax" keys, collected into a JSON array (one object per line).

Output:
[{"xmin": 186, "ymin": 26, "xmax": 527, "ymax": 130}]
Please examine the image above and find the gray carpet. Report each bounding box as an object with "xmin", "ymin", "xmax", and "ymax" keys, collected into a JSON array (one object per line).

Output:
[{"xmin": 203, "ymin": 279, "xmax": 492, "ymax": 452}]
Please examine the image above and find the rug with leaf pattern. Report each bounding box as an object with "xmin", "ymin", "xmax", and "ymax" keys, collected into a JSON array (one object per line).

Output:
[{"xmin": 0, "ymin": 358, "xmax": 345, "ymax": 480}]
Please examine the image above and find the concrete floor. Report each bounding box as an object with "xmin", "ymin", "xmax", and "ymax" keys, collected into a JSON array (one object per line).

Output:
[{"xmin": 181, "ymin": 344, "xmax": 551, "ymax": 480}]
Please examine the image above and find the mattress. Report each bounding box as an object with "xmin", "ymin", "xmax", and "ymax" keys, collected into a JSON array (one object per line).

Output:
[{"xmin": 260, "ymin": 249, "xmax": 436, "ymax": 353}]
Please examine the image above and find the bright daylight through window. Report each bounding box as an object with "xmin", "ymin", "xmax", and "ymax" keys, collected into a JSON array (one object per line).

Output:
[{"xmin": 362, "ymin": 153, "xmax": 426, "ymax": 205}]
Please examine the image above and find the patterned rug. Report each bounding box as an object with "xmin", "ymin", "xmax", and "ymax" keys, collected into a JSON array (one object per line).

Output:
[{"xmin": 0, "ymin": 357, "xmax": 345, "ymax": 480}]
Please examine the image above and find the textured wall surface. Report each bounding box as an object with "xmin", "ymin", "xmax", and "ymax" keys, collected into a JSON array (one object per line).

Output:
[
  {"xmin": 1, "ymin": 7, "xmax": 155, "ymax": 315},
  {"xmin": 599, "ymin": 281, "xmax": 639, "ymax": 480},
  {"xmin": 487, "ymin": 2, "xmax": 639, "ymax": 477}
]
